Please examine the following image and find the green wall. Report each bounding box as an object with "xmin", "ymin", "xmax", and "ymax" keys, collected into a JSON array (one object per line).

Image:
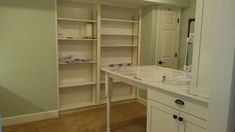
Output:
[
  {"xmin": 139, "ymin": 6, "xmax": 158, "ymax": 99},
  {"xmin": 0, "ymin": 0, "xmax": 57, "ymax": 118},
  {"xmin": 178, "ymin": 0, "xmax": 196, "ymax": 70},
  {"xmin": 140, "ymin": 6, "xmax": 158, "ymax": 66}
]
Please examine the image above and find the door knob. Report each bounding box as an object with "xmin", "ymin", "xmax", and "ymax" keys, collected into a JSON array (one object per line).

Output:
[
  {"xmin": 158, "ymin": 61, "xmax": 164, "ymax": 65},
  {"xmin": 173, "ymin": 115, "xmax": 178, "ymax": 119}
]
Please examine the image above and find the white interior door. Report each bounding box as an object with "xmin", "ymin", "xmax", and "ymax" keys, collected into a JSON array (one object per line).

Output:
[{"xmin": 156, "ymin": 7, "xmax": 180, "ymax": 69}]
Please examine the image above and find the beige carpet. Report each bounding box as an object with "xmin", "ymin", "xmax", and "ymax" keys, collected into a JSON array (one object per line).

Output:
[{"xmin": 3, "ymin": 102, "xmax": 147, "ymax": 132}]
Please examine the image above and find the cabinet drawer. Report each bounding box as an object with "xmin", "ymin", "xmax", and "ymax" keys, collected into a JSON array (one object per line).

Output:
[{"xmin": 148, "ymin": 89, "xmax": 208, "ymax": 120}]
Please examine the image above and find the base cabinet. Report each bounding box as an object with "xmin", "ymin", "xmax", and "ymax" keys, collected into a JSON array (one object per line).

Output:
[
  {"xmin": 147, "ymin": 100, "xmax": 207, "ymax": 132},
  {"xmin": 147, "ymin": 100, "xmax": 179, "ymax": 132},
  {"xmin": 179, "ymin": 112, "xmax": 207, "ymax": 132}
]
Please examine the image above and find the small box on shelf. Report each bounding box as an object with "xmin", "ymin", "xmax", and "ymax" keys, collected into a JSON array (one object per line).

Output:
[
  {"xmin": 57, "ymin": 33, "xmax": 96, "ymax": 41},
  {"xmin": 59, "ymin": 55, "xmax": 96, "ymax": 65}
]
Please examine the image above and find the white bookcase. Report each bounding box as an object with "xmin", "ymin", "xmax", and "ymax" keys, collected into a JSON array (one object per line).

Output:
[
  {"xmin": 99, "ymin": 5, "xmax": 141, "ymax": 104},
  {"xmin": 57, "ymin": 0, "xmax": 98, "ymax": 111},
  {"xmin": 56, "ymin": 0, "xmax": 141, "ymax": 111}
]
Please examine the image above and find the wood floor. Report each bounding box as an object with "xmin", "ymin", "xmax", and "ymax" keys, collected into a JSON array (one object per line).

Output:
[{"xmin": 3, "ymin": 102, "xmax": 147, "ymax": 132}]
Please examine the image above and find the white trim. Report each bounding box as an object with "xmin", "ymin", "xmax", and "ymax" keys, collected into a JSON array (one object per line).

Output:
[
  {"xmin": 137, "ymin": 97, "xmax": 147, "ymax": 106},
  {"xmin": 55, "ymin": 0, "xmax": 60, "ymax": 112},
  {"xmin": 190, "ymin": 0, "xmax": 205, "ymax": 94},
  {"xmin": 138, "ymin": 9, "xmax": 142, "ymax": 66},
  {"xmin": 96, "ymin": 4, "xmax": 101, "ymax": 105},
  {"xmin": 155, "ymin": 6, "xmax": 161, "ymax": 65},
  {"xmin": 2, "ymin": 110, "xmax": 59, "ymax": 127},
  {"xmin": 60, "ymin": 99, "xmax": 137, "ymax": 115}
]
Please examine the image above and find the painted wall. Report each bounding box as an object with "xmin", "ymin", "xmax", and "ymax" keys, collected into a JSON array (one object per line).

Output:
[
  {"xmin": 0, "ymin": 0, "xmax": 58, "ymax": 118},
  {"xmin": 203, "ymin": 0, "xmax": 235, "ymax": 131},
  {"xmin": 178, "ymin": 0, "xmax": 196, "ymax": 70},
  {"xmin": 140, "ymin": 6, "xmax": 158, "ymax": 66},
  {"xmin": 139, "ymin": 6, "xmax": 158, "ymax": 99}
]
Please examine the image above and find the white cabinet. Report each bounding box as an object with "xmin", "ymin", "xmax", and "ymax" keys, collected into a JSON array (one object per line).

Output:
[
  {"xmin": 147, "ymin": 89, "xmax": 208, "ymax": 132},
  {"xmin": 147, "ymin": 100, "xmax": 179, "ymax": 132},
  {"xmin": 179, "ymin": 112, "xmax": 207, "ymax": 132}
]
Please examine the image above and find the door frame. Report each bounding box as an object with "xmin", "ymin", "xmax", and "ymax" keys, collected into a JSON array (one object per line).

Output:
[{"xmin": 155, "ymin": 6, "xmax": 181, "ymax": 69}]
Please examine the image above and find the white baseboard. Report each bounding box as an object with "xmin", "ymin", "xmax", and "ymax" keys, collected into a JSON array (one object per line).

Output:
[
  {"xmin": 137, "ymin": 97, "xmax": 147, "ymax": 106},
  {"xmin": 2, "ymin": 99, "xmax": 145, "ymax": 127},
  {"xmin": 2, "ymin": 110, "xmax": 59, "ymax": 127}
]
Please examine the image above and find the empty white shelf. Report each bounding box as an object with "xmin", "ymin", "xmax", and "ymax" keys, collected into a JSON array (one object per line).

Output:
[
  {"xmin": 101, "ymin": 45, "xmax": 138, "ymax": 47},
  {"xmin": 101, "ymin": 18, "xmax": 139, "ymax": 23},
  {"xmin": 58, "ymin": 38, "xmax": 97, "ymax": 41},
  {"xmin": 60, "ymin": 102, "xmax": 96, "ymax": 111},
  {"xmin": 99, "ymin": 95, "xmax": 135, "ymax": 104},
  {"xmin": 57, "ymin": 18, "xmax": 97, "ymax": 23},
  {"xmin": 60, "ymin": 81, "xmax": 96, "ymax": 88},
  {"xmin": 101, "ymin": 33, "xmax": 139, "ymax": 36},
  {"xmin": 100, "ymin": 80, "xmax": 121, "ymax": 84}
]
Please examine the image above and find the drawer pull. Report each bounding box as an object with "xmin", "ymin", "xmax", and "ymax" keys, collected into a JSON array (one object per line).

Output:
[
  {"xmin": 175, "ymin": 99, "xmax": 185, "ymax": 106},
  {"xmin": 173, "ymin": 115, "xmax": 178, "ymax": 119},
  {"xmin": 179, "ymin": 117, "xmax": 184, "ymax": 122}
]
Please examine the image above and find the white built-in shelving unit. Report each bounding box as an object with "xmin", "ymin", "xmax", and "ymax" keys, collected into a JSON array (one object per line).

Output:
[
  {"xmin": 99, "ymin": 5, "xmax": 141, "ymax": 104},
  {"xmin": 57, "ymin": 0, "xmax": 98, "ymax": 111},
  {"xmin": 57, "ymin": 0, "xmax": 141, "ymax": 111}
]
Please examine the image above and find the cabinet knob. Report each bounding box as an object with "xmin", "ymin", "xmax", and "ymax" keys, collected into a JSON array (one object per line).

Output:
[
  {"xmin": 173, "ymin": 115, "xmax": 178, "ymax": 119},
  {"xmin": 158, "ymin": 61, "xmax": 165, "ymax": 65},
  {"xmin": 179, "ymin": 117, "xmax": 184, "ymax": 122},
  {"xmin": 175, "ymin": 99, "xmax": 185, "ymax": 106}
]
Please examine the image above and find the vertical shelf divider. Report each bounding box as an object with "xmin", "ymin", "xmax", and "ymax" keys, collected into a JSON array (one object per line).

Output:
[{"xmin": 96, "ymin": 4, "xmax": 101, "ymax": 104}]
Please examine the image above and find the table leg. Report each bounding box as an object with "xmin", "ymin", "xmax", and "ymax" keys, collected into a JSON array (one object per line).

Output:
[{"xmin": 105, "ymin": 72, "xmax": 113, "ymax": 132}]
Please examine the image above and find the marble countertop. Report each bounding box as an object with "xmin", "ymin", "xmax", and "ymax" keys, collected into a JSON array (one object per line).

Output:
[{"xmin": 101, "ymin": 65, "xmax": 209, "ymax": 104}]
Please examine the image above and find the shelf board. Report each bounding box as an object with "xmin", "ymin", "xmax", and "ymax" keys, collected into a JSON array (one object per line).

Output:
[
  {"xmin": 57, "ymin": 18, "xmax": 97, "ymax": 23},
  {"xmin": 58, "ymin": 38, "xmax": 97, "ymax": 41},
  {"xmin": 101, "ymin": 18, "xmax": 139, "ymax": 23},
  {"xmin": 100, "ymin": 80, "xmax": 121, "ymax": 84},
  {"xmin": 59, "ymin": 81, "xmax": 96, "ymax": 88},
  {"xmin": 59, "ymin": 61, "xmax": 96, "ymax": 65},
  {"xmin": 101, "ymin": 45, "xmax": 138, "ymax": 47},
  {"xmin": 60, "ymin": 102, "xmax": 96, "ymax": 111},
  {"xmin": 101, "ymin": 33, "xmax": 139, "ymax": 36},
  {"xmin": 99, "ymin": 95, "xmax": 136, "ymax": 104}
]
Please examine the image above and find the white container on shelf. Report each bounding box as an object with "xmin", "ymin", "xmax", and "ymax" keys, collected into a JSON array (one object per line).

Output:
[{"xmin": 84, "ymin": 23, "xmax": 93, "ymax": 38}]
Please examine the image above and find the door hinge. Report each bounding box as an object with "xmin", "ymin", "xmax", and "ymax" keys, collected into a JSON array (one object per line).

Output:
[{"xmin": 177, "ymin": 18, "xmax": 180, "ymax": 23}]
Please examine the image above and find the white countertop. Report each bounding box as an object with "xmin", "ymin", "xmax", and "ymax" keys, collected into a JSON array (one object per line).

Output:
[{"xmin": 101, "ymin": 65, "xmax": 209, "ymax": 104}]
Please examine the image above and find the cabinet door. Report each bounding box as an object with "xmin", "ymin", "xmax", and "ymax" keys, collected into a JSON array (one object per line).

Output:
[
  {"xmin": 179, "ymin": 112, "xmax": 207, "ymax": 132},
  {"xmin": 147, "ymin": 100, "xmax": 179, "ymax": 132}
]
